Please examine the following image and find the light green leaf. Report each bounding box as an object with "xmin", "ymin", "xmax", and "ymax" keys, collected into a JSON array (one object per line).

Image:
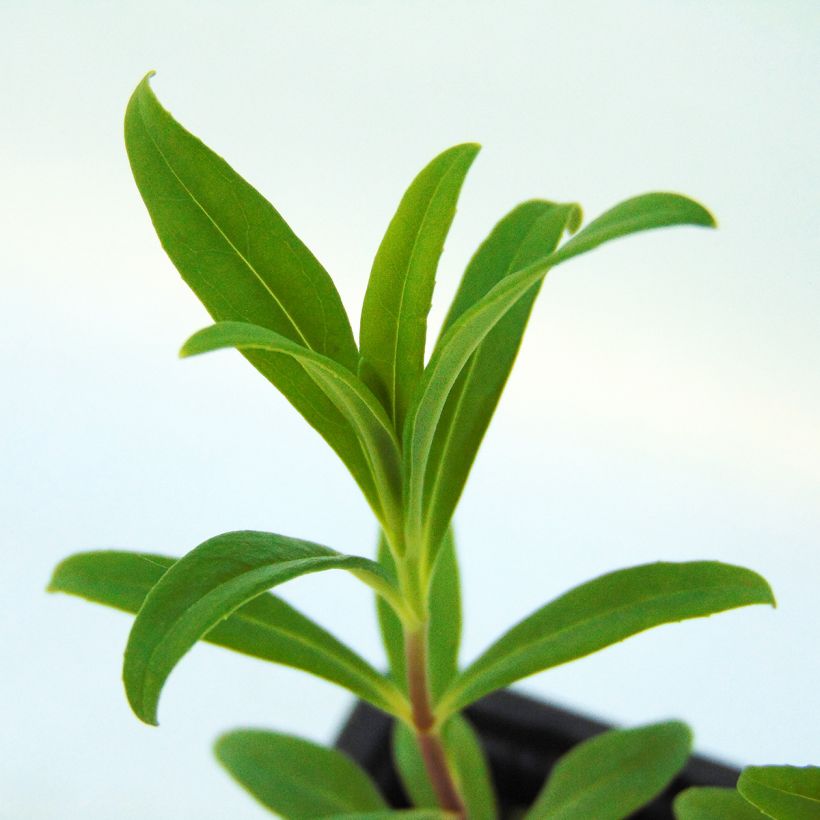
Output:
[
  {"xmin": 215, "ymin": 729, "xmax": 387, "ymax": 817},
  {"xmin": 738, "ymin": 765, "xmax": 820, "ymax": 819},
  {"xmin": 359, "ymin": 143, "xmax": 480, "ymax": 431},
  {"xmin": 422, "ymin": 201, "xmax": 581, "ymax": 552},
  {"xmin": 123, "ymin": 530, "xmax": 406, "ymax": 725},
  {"xmin": 526, "ymin": 721, "xmax": 691, "ymax": 819},
  {"xmin": 393, "ymin": 715, "xmax": 496, "ymax": 819},
  {"xmin": 674, "ymin": 787, "xmax": 766, "ymax": 819},
  {"xmin": 439, "ymin": 562, "xmax": 774, "ymax": 714},
  {"xmin": 48, "ymin": 550, "xmax": 404, "ymax": 715},
  {"xmin": 124, "ymin": 74, "xmax": 376, "ymax": 509},
  {"xmin": 181, "ymin": 321, "xmax": 402, "ymax": 533},
  {"xmin": 376, "ymin": 529, "xmax": 461, "ymax": 700}
]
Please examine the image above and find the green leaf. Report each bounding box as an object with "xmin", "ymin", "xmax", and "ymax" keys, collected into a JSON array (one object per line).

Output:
[
  {"xmin": 359, "ymin": 143, "xmax": 480, "ymax": 431},
  {"xmin": 215, "ymin": 729, "xmax": 387, "ymax": 817},
  {"xmin": 320, "ymin": 813, "xmax": 452, "ymax": 819},
  {"xmin": 48, "ymin": 550, "xmax": 404, "ymax": 715},
  {"xmin": 738, "ymin": 766, "xmax": 820, "ymax": 819},
  {"xmin": 122, "ymin": 530, "xmax": 406, "ymax": 725},
  {"xmin": 124, "ymin": 74, "xmax": 376, "ymax": 510},
  {"xmin": 526, "ymin": 721, "xmax": 691, "ymax": 819},
  {"xmin": 439, "ymin": 562, "xmax": 774, "ymax": 714},
  {"xmin": 403, "ymin": 192, "xmax": 714, "ymax": 565},
  {"xmin": 674, "ymin": 788, "xmax": 767, "ymax": 819},
  {"xmin": 393, "ymin": 715, "xmax": 497, "ymax": 819},
  {"xmin": 422, "ymin": 201, "xmax": 581, "ymax": 553},
  {"xmin": 181, "ymin": 321, "xmax": 403, "ymax": 533},
  {"xmin": 376, "ymin": 529, "xmax": 461, "ymax": 700}
]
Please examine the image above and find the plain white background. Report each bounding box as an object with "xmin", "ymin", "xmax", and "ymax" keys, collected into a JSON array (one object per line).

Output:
[{"xmin": 2, "ymin": 1, "xmax": 818, "ymax": 817}]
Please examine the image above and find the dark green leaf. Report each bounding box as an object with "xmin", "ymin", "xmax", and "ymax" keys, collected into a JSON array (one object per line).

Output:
[
  {"xmin": 674, "ymin": 787, "xmax": 766, "ymax": 819},
  {"xmin": 738, "ymin": 766, "xmax": 820, "ymax": 819},
  {"xmin": 422, "ymin": 201, "xmax": 580, "ymax": 552},
  {"xmin": 123, "ymin": 531, "xmax": 406, "ymax": 724},
  {"xmin": 181, "ymin": 321, "xmax": 403, "ymax": 532},
  {"xmin": 48, "ymin": 550, "xmax": 404, "ymax": 715},
  {"xmin": 393, "ymin": 715, "xmax": 496, "ymax": 819},
  {"xmin": 439, "ymin": 562, "xmax": 774, "ymax": 714},
  {"xmin": 215, "ymin": 729, "xmax": 387, "ymax": 816},
  {"xmin": 124, "ymin": 74, "xmax": 376, "ymax": 509},
  {"xmin": 359, "ymin": 143, "xmax": 480, "ymax": 431},
  {"xmin": 526, "ymin": 721, "xmax": 692, "ymax": 819}
]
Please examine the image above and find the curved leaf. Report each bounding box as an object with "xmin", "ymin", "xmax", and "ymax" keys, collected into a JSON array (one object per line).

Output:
[
  {"xmin": 526, "ymin": 721, "xmax": 692, "ymax": 819},
  {"xmin": 439, "ymin": 561, "xmax": 774, "ymax": 714},
  {"xmin": 48, "ymin": 550, "xmax": 404, "ymax": 715},
  {"xmin": 738, "ymin": 765, "xmax": 820, "ymax": 819},
  {"xmin": 359, "ymin": 143, "xmax": 480, "ymax": 431},
  {"xmin": 123, "ymin": 530, "xmax": 405, "ymax": 724},
  {"xmin": 674, "ymin": 787, "xmax": 766, "ymax": 819},
  {"xmin": 215, "ymin": 729, "xmax": 387, "ymax": 816},
  {"xmin": 124, "ymin": 74, "xmax": 376, "ymax": 509},
  {"xmin": 422, "ymin": 201, "xmax": 581, "ymax": 552},
  {"xmin": 181, "ymin": 321, "xmax": 403, "ymax": 532},
  {"xmin": 393, "ymin": 715, "xmax": 496, "ymax": 819}
]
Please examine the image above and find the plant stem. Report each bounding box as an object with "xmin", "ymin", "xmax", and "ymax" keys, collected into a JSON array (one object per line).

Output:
[{"xmin": 404, "ymin": 626, "xmax": 466, "ymax": 817}]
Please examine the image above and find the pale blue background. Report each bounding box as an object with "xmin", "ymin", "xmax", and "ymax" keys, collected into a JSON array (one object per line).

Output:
[{"xmin": 2, "ymin": 1, "xmax": 818, "ymax": 817}]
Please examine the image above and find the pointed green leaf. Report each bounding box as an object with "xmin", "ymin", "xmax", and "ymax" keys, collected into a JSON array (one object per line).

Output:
[
  {"xmin": 738, "ymin": 766, "xmax": 820, "ymax": 819},
  {"xmin": 360, "ymin": 143, "xmax": 480, "ymax": 431},
  {"xmin": 393, "ymin": 715, "xmax": 496, "ymax": 819},
  {"xmin": 48, "ymin": 550, "xmax": 404, "ymax": 715},
  {"xmin": 526, "ymin": 721, "xmax": 692, "ymax": 819},
  {"xmin": 439, "ymin": 562, "xmax": 774, "ymax": 714},
  {"xmin": 674, "ymin": 788, "xmax": 767, "ymax": 819},
  {"xmin": 215, "ymin": 729, "xmax": 387, "ymax": 816},
  {"xmin": 422, "ymin": 201, "xmax": 581, "ymax": 552},
  {"xmin": 124, "ymin": 74, "xmax": 375, "ymax": 508},
  {"xmin": 181, "ymin": 321, "xmax": 402, "ymax": 531},
  {"xmin": 123, "ymin": 530, "xmax": 405, "ymax": 725}
]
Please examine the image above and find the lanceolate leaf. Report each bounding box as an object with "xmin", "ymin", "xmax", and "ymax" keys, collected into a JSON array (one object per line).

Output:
[
  {"xmin": 215, "ymin": 730, "xmax": 387, "ymax": 816},
  {"xmin": 359, "ymin": 143, "xmax": 480, "ymax": 431},
  {"xmin": 403, "ymin": 192, "xmax": 714, "ymax": 565},
  {"xmin": 674, "ymin": 787, "xmax": 767, "ymax": 819},
  {"xmin": 526, "ymin": 721, "xmax": 692, "ymax": 819},
  {"xmin": 393, "ymin": 715, "xmax": 497, "ymax": 819},
  {"xmin": 738, "ymin": 765, "xmax": 820, "ymax": 819},
  {"xmin": 181, "ymin": 322, "xmax": 402, "ymax": 531},
  {"xmin": 48, "ymin": 551, "xmax": 404, "ymax": 715},
  {"xmin": 123, "ymin": 530, "xmax": 406, "ymax": 725},
  {"xmin": 124, "ymin": 74, "xmax": 376, "ymax": 508},
  {"xmin": 438, "ymin": 561, "xmax": 774, "ymax": 714},
  {"xmin": 422, "ymin": 201, "xmax": 581, "ymax": 552}
]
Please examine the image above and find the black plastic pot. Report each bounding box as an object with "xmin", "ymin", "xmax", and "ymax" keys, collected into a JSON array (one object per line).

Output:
[{"xmin": 335, "ymin": 690, "xmax": 739, "ymax": 818}]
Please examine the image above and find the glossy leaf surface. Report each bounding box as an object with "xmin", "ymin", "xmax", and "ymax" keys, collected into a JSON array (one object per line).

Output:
[
  {"xmin": 123, "ymin": 530, "xmax": 402, "ymax": 724},
  {"xmin": 215, "ymin": 729, "xmax": 387, "ymax": 816},
  {"xmin": 359, "ymin": 143, "xmax": 479, "ymax": 430},
  {"xmin": 738, "ymin": 766, "xmax": 820, "ymax": 819},
  {"xmin": 440, "ymin": 562, "xmax": 774, "ymax": 713},
  {"xmin": 48, "ymin": 550, "xmax": 401, "ymax": 714},
  {"xmin": 674, "ymin": 787, "xmax": 766, "ymax": 819},
  {"xmin": 527, "ymin": 721, "xmax": 691, "ymax": 819}
]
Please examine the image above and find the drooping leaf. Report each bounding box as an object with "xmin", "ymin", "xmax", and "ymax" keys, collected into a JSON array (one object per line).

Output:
[
  {"xmin": 674, "ymin": 787, "xmax": 766, "ymax": 819},
  {"xmin": 123, "ymin": 530, "xmax": 406, "ymax": 725},
  {"xmin": 438, "ymin": 561, "xmax": 774, "ymax": 714},
  {"xmin": 181, "ymin": 322, "xmax": 403, "ymax": 531},
  {"xmin": 124, "ymin": 74, "xmax": 376, "ymax": 507},
  {"xmin": 422, "ymin": 201, "xmax": 581, "ymax": 553},
  {"xmin": 526, "ymin": 721, "xmax": 692, "ymax": 819},
  {"xmin": 215, "ymin": 729, "xmax": 387, "ymax": 817},
  {"xmin": 393, "ymin": 715, "xmax": 497, "ymax": 819},
  {"xmin": 403, "ymin": 192, "xmax": 714, "ymax": 566},
  {"xmin": 48, "ymin": 550, "xmax": 404, "ymax": 715},
  {"xmin": 359, "ymin": 143, "xmax": 480, "ymax": 431},
  {"xmin": 738, "ymin": 765, "xmax": 820, "ymax": 819},
  {"xmin": 376, "ymin": 529, "xmax": 461, "ymax": 700}
]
